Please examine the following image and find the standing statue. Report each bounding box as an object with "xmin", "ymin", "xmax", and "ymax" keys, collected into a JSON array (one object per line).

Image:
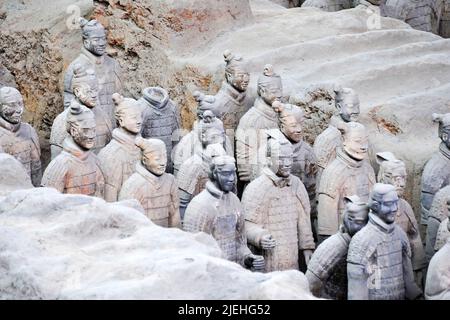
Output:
[
  {"xmin": 434, "ymin": 215, "xmax": 450, "ymax": 252},
  {"xmin": 98, "ymin": 93, "xmax": 142, "ymax": 202},
  {"xmin": 64, "ymin": 18, "xmax": 122, "ymax": 123},
  {"xmin": 421, "ymin": 113, "xmax": 450, "ymax": 225},
  {"xmin": 306, "ymin": 195, "xmax": 369, "ymax": 300},
  {"xmin": 42, "ymin": 100, "xmax": 105, "ymax": 197},
  {"xmin": 347, "ymin": 183, "xmax": 422, "ymax": 300},
  {"xmin": 302, "ymin": 0, "xmax": 352, "ymax": 11},
  {"xmin": 317, "ymin": 122, "xmax": 375, "ymax": 241},
  {"xmin": 0, "ymin": 87, "xmax": 41, "ymax": 186},
  {"xmin": 212, "ymin": 50, "xmax": 250, "ymax": 144},
  {"xmin": 377, "ymin": 152, "xmax": 426, "ymax": 282},
  {"xmin": 313, "ymin": 87, "xmax": 360, "ymax": 186},
  {"xmin": 242, "ymin": 136, "xmax": 315, "ymax": 272},
  {"xmin": 119, "ymin": 137, "xmax": 180, "ymax": 228},
  {"xmin": 236, "ymin": 64, "xmax": 283, "ymax": 184},
  {"xmin": 51, "ymin": 65, "xmax": 113, "ymax": 159},
  {"xmin": 172, "ymin": 91, "xmax": 233, "ymax": 176},
  {"xmin": 183, "ymin": 155, "xmax": 265, "ymax": 271},
  {"xmin": 138, "ymin": 86, "xmax": 180, "ymax": 173}
]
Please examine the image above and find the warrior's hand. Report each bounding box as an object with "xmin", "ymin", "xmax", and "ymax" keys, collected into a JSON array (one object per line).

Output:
[
  {"xmin": 260, "ymin": 234, "xmax": 276, "ymax": 250},
  {"xmin": 303, "ymin": 249, "xmax": 314, "ymax": 266},
  {"xmin": 244, "ymin": 254, "xmax": 265, "ymax": 271}
]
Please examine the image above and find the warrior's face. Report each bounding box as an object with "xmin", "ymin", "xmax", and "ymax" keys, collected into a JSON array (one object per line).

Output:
[
  {"xmin": 71, "ymin": 118, "xmax": 96, "ymax": 150},
  {"xmin": 337, "ymin": 95, "xmax": 360, "ymax": 123},
  {"xmin": 280, "ymin": 114, "xmax": 303, "ymax": 143},
  {"xmin": 372, "ymin": 190, "xmax": 399, "ymax": 225},
  {"xmin": 383, "ymin": 166, "xmax": 407, "ymax": 198},
  {"xmin": 227, "ymin": 67, "xmax": 250, "ymax": 93},
  {"xmin": 259, "ymin": 83, "xmax": 283, "ymax": 106},
  {"xmin": 84, "ymin": 31, "xmax": 107, "ymax": 56},
  {"xmin": 268, "ymin": 143, "xmax": 293, "ymax": 178},
  {"xmin": 143, "ymin": 147, "xmax": 167, "ymax": 176},
  {"xmin": 0, "ymin": 91, "xmax": 24, "ymax": 124},
  {"xmin": 214, "ymin": 162, "xmax": 236, "ymax": 193},
  {"xmin": 343, "ymin": 203, "xmax": 369, "ymax": 237},
  {"xmin": 441, "ymin": 127, "xmax": 450, "ymax": 149},
  {"xmin": 119, "ymin": 108, "xmax": 142, "ymax": 134},
  {"xmin": 343, "ymin": 126, "xmax": 369, "ymax": 161},
  {"xmin": 201, "ymin": 127, "xmax": 225, "ymax": 149},
  {"xmin": 74, "ymin": 83, "xmax": 98, "ymax": 108}
]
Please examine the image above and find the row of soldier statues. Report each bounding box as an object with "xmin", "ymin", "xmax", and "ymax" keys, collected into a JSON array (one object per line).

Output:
[{"xmin": 0, "ymin": 19, "xmax": 449, "ymax": 300}]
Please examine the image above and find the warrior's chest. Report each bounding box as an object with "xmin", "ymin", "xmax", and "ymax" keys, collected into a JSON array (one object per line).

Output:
[{"xmin": 0, "ymin": 130, "xmax": 32, "ymax": 162}]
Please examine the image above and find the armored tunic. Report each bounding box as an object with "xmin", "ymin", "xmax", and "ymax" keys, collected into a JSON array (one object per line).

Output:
[
  {"xmin": 302, "ymin": 0, "xmax": 353, "ymax": 11},
  {"xmin": 177, "ymin": 153, "xmax": 210, "ymax": 200},
  {"xmin": 50, "ymin": 104, "xmax": 113, "ymax": 159},
  {"xmin": 317, "ymin": 149, "xmax": 376, "ymax": 236},
  {"xmin": 183, "ymin": 181, "xmax": 252, "ymax": 265},
  {"xmin": 64, "ymin": 47, "xmax": 122, "ymax": 122},
  {"xmin": 439, "ymin": 0, "xmax": 450, "ymax": 37},
  {"xmin": 41, "ymin": 136, "xmax": 105, "ymax": 197},
  {"xmin": 425, "ymin": 238, "xmax": 450, "ymax": 300},
  {"xmin": 347, "ymin": 213, "xmax": 422, "ymax": 300},
  {"xmin": 421, "ymin": 143, "xmax": 450, "ymax": 225},
  {"xmin": 97, "ymin": 128, "xmax": 141, "ymax": 202},
  {"xmin": 236, "ymin": 98, "xmax": 279, "ymax": 182},
  {"xmin": 119, "ymin": 162, "xmax": 180, "ymax": 228},
  {"xmin": 0, "ymin": 117, "xmax": 41, "ymax": 186},
  {"xmin": 306, "ymin": 231, "xmax": 351, "ymax": 300},
  {"xmin": 434, "ymin": 218, "xmax": 450, "ymax": 252},
  {"xmin": 242, "ymin": 168, "xmax": 315, "ymax": 272}
]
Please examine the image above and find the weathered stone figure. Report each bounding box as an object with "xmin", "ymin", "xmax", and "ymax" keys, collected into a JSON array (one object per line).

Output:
[
  {"xmin": 51, "ymin": 65, "xmax": 113, "ymax": 159},
  {"xmin": 42, "ymin": 100, "xmax": 105, "ymax": 197},
  {"xmin": 242, "ymin": 136, "xmax": 315, "ymax": 272},
  {"xmin": 306, "ymin": 195, "xmax": 369, "ymax": 300},
  {"xmin": 98, "ymin": 93, "xmax": 142, "ymax": 202},
  {"xmin": 64, "ymin": 18, "xmax": 122, "ymax": 122},
  {"xmin": 377, "ymin": 152, "xmax": 426, "ymax": 279},
  {"xmin": 317, "ymin": 122, "xmax": 375, "ymax": 241},
  {"xmin": 139, "ymin": 86, "xmax": 180, "ymax": 173},
  {"xmin": 313, "ymin": 87, "xmax": 360, "ymax": 186},
  {"xmin": 434, "ymin": 215, "xmax": 450, "ymax": 252},
  {"xmin": 177, "ymin": 111, "xmax": 228, "ymax": 219},
  {"xmin": 421, "ymin": 113, "xmax": 450, "ymax": 225},
  {"xmin": 0, "ymin": 87, "xmax": 41, "ymax": 186},
  {"xmin": 183, "ymin": 155, "xmax": 265, "ymax": 271},
  {"xmin": 302, "ymin": 0, "xmax": 353, "ymax": 11},
  {"xmin": 347, "ymin": 183, "xmax": 422, "ymax": 300},
  {"xmin": 236, "ymin": 64, "xmax": 283, "ymax": 184},
  {"xmin": 119, "ymin": 137, "xmax": 180, "ymax": 228}
]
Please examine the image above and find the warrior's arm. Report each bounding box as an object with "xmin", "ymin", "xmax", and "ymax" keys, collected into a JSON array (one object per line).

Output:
[
  {"xmin": 29, "ymin": 127, "xmax": 42, "ymax": 187},
  {"xmin": 402, "ymin": 239, "xmax": 423, "ymax": 300},
  {"xmin": 169, "ymin": 179, "xmax": 181, "ymax": 228},
  {"xmin": 425, "ymin": 216, "xmax": 442, "ymax": 263},
  {"xmin": 317, "ymin": 193, "xmax": 339, "ymax": 237},
  {"xmin": 236, "ymin": 208, "xmax": 253, "ymax": 265},
  {"xmin": 242, "ymin": 192, "xmax": 270, "ymax": 248},
  {"xmin": 41, "ymin": 159, "xmax": 67, "ymax": 193},
  {"xmin": 305, "ymin": 270, "xmax": 324, "ymax": 297},
  {"xmin": 347, "ymin": 262, "xmax": 369, "ymax": 300},
  {"xmin": 63, "ymin": 64, "xmax": 75, "ymax": 109},
  {"xmin": 296, "ymin": 181, "xmax": 315, "ymax": 250},
  {"xmin": 178, "ymin": 189, "xmax": 193, "ymax": 221}
]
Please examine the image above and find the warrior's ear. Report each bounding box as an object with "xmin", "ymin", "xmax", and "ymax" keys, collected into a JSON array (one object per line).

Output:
[
  {"xmin": 112, "ymin": 93, "xmax": 124, "ymax": 106},
  {"xmin": 432, "ymin": 113, "xmax": 444, "ymax": 124},
  {"xmin": 337, "ymin": 121, "xmax": 348, "ymax": 136},
  {"xmin": 376, "ymin": 151, "xmax": 396, "ymax": 165}
]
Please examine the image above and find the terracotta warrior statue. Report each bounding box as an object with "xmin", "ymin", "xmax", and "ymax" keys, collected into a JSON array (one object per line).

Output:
[
  {"xmin": 302, "ymin": 0, "xmax": 353, "ymax": 11},
  {"xmin": 98, "ymin": 93, "xmax": 142, "ymax": 202},
  {"xmin": 434, "ymin": 214, "xmax": 450, "ymax": 252},
  {"xmin": 421, "ymin": 113, "xmax": 450, "ymax": 226},
  {"xmin": 172, "ymin": 91, "xmax": 233, "ymax": 176},
  {"xmin": 377, "ymin": 152, "xmax": 426, "ymax": 282},
  {"xmin": 236, "ymin": 64, "xmax": 283, "ymax": 185},
  {"xmin": 51, "ymin": 65, "xmax": 113, "ymax": 159},
  {"xmin": 317, "ymin": 122, "xmax": 375, "ymax": 242},
  {"xmin": 347, "ymin": 183, "xmax": 423, "ymax": 300},
  {"xmin": 42, "ymin": 100, "xmax": 105, "ymax": 197},
  {"xmin": 314, "ymin": 87, "xmax": 360, "ymax": 186},
  {"xmin": 119, "ymin": 137, "xmax": 180, "ymax": 228},
  {"xmin": 138, "ymin": 86, "xmax": 180, "ymax": 173},
  {"xmin": 306, "ymin": 195, "xmax": 369, "ymax": 300},
  {"xmin": 242, "ymin": 136, "xmax": 315, "ymax": 272},
  {"xmin": 64, "ymin": 18, "xmax": 122, "ymax": 123},
  {"xmin": 177, "ymin": 111, "xmax": 228, "ymax": 220},
  {"xmin": 0, "ymin": 86, "xmax": 41, "ymax": 186},
  {"xmin": 183, "ymin": 155, "xmax": 265, "ymax": 271}
]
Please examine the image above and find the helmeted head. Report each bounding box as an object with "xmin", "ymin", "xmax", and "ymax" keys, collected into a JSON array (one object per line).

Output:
[
  {"xmin": 432, "ymin": 113, "xmax": 450, "ymax": 149},
  {"xmin": 369, "ymin": 183, "xmax": 399, "ymax": 225},
  {"xmin": 342, "ymin": 195, "xmax": 369, "ymax": 237},
  {"xmin": 335, "ymin": 88, "xmax": 360, "ymax": 123},
  {"xmin": 66, "ymin": 100, "xmax": 96, "ymax": 150},
  {"xmin": 193, "ymin": 91, "xmax": 217, "ymax": 120},
  {"xmin": 198, "ymin": 110, "xmax": 225, "ymax": 149},
  {"xmin": 135, "ymin": 136, "xmax": 167, "ymax": 176},
  {"xmin": 0, "ymin": 87, "xmax": 24, "ymax": 124},
  {"xmin": 72, "ymin": 64, "xmax": 98, "ymax": 108},
  {"xmin": 266, "ymin": 135, "xmax": 293, "ymax": 178},
  {"xmin": 80, "ymin": 18, "xmax": 107, "ymax": 56},
  {"xmin": 257, "ymin": 64, "xmax": 283, "ymax": 106},
  {"xmin": 275, "ymin": 102, "xmax": 304, "ymax": 143},
  {"xmin": 377, "ymin": 151, "xmax": 407, "ymax": 198},
  {"xmin": 338, "ymin": 122, "xmax": 369, "ymax": 161},
  {"xmin": 223, "ymin": 49, "xmax": 250, "ymax": 93},
  {"xmin": 112, "ymin": 93, "xmax": 142, "ymax": 134},
  {"xmin": 209, "ymin": 154, "xmax": 236, "ymax": 193}
]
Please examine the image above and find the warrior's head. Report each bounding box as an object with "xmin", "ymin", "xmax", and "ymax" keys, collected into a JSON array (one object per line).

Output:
[
  {"xmin": 72, "ymin": 64, "xmax": 98, "ymax": 108},
  {"xmin": 198, "ymin": 111, "xmax": 225, "ymax": 150},
  {"xmin": 223, "ymin": 50, "xmax": 250, "ymax": 93},
  {"xmin": 342, "ymin": 195, "xmax": 369, "ymax": 237},
  {"xmin": 193, "ymin": 91, "xmax": 217, "ymax": 120},
  {"xmin": 338, "ymin": 122, "xmax": 369, "ymax": 161},
  {"xmin": 80, "ymin": 18, "xmax": 107, "ymax": 56},
  {"xmin": 335, "ymin": 87, "xmax": 360, "ymax": 123},
  {"xmin": 368, "ymin": 183, "xmax": 399, "ymax": 225},
  {"xmin": 112, "ymin": 93, "xmax": 142, "ymax": 134},
  {"xmin": 66, "ymin": 100, "xmax": 96, "ymax": 150},
  {"xmin": 136, "ymin": 136, "xmax": 167, "ymax": 176},
  {"xmin": 275, "ymin": 101, "xmax": 304, "ymax": 143},
  {"xmin": 209, "ymin": 154, "xmax": 236, "ymax": 193},
  {"xmin": 0, "ymin": 87, "xmax": 23, "ymax": 125},
  {"xmin": 377, "ymin": 152, "xmax": 407, "ymax": 198},
  {"xmin": 432, "ymin": 113, "xmax": 450, "ymax": 149},
  {"xmin": 266, "ymin": 135, "xmax": 293, "ymax": 178},
  {"xmin": 257, "ymin": 64, "xmax": 283, "ymax": 106}
]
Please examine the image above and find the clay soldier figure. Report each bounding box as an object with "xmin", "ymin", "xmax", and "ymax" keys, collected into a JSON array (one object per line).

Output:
[
  {"xmin": 98, "ymin": 93, "xmax": 142, "ymax": 202},
  {"xmin": 242, "ymin": 136, "xmax": 315, "ymax": 272},
  {"xmin": 421, "ymin": 113, "xmax": 450, "ymax": 226},
  {"xmin": 42, "ymin": 100, "xmax": 105, "ymax": 197},
  {"xmin": 313, "ymin": 88, "xmax": 360, "ymax": 186},
  {"xmin": 236, "ymin": 64, "xmax": 283, "ymax": 185},
  {"xmin": 317, "ymin": 122, "xmax": 375, "ymax": 242},
  {"xmin": 306, "ymin": 195, "xmax": 369, "ymax": 300},
  {"xmin": 138, "ymin": 86, "xmax": 181, "ymax": 173},
  {"xmin": 302, "ymin": 0, "xmax": 353, "ymax": 11},
  {"xmin": 434, "ymin": 213, "xmax": 450, "ymax": 252},
  {"xmin": 51, "ymin": 65, "xmax": 113, "ymax": 159},
  {"xmin": 172, "ymin": 91, "xmax": 233, "ymax": 176},
  {"xmin": 183, "ymin": 155, "xmax": 265, "ymax": 271},
  {"xmin": 64, "ymin": 19, "xmax": 122, "ymax": 123},
  {"xmin": 212, "ymin": 50, "xmax": 250, "ymax": 144},
  {"xmin": 347, "ymin": 183, "xmax": 422, "ymax": 300},
  {"xmin": 119, "ymin": 137, "xmax": 180, "ymax": 228},
  {"xmin": 377, "ymin": 152, "xmax": 426, "ymax": 282},
  {"xmin": 0, "ymin": 87, "xmax": 41, "ymax": 186},
  {"xmin": 177, "ymin": 111, "xmax": 228, "ymax": 219}
]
